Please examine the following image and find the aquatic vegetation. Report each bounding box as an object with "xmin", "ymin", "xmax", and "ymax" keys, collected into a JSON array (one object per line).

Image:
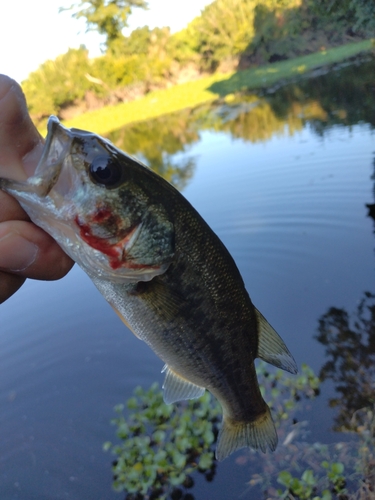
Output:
[
  {"xmin": 277, "ymin": 462, "xmax": 347, "ymax": 500},
  {"xmin": 105, "ymin": 360, "xmax": 375, "ymax": 499},
  {"xmin": 103, "ymin": 385, "xmax": 220, "ymax": 499},
  {"xmin": 104, "ymin": 363, "xmax": 320, "ymax": 499},
  {"xmin": 239, "ymin": 402, "xmax": 375, "ymax": 499}
]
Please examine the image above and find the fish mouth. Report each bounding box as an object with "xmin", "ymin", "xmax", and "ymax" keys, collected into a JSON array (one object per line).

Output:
[
  {"xmin": 25, "ymin": 116, "xmax": 75, "ymax": 197},
  {"xmin": 0, "ymin": 116, "xmax": 79, "ymax": 206},
  {"xmin": 0, "ymin": 116, "xmax": 171, "ymax": 283}
]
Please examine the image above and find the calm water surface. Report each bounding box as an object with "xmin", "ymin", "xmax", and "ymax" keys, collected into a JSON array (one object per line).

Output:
[{"xmin": 1, "ymin": 57, "xmax": 374, "ymax": 499}]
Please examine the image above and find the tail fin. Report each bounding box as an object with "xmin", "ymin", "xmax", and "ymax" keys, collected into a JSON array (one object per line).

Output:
[{"xmin": 215, "ymin": 405, "xmax": 277, "ymax": 461}]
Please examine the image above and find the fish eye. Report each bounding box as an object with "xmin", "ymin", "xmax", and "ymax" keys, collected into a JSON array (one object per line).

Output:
[{"xmin": 89, "ymin": 155, "xmax": 122, "ymax": 187}]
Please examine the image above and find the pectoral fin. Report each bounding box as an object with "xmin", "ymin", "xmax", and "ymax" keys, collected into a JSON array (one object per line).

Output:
[
  {"xmin": 162, "ymin": 365, "xmax": 205, "ymax": 404},
  {"xmin": 255, "ymin": 308, "xmax": 298, "ymax": 374}
]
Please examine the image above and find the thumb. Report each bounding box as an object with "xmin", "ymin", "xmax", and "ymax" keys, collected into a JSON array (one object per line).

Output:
[{"xmin": 0, "ymin": 220, "xmax": 74, "ymax": 280}]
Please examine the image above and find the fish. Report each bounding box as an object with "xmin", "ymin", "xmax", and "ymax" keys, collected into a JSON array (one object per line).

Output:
[{"xmin": 0, "ymin": 116, "xmax": 297, "ymax": 461}]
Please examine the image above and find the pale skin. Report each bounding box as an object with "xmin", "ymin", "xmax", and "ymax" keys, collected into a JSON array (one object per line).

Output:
[{"xmin": 0, "ymin": 75, "xmax": 73, "ymax": 303}]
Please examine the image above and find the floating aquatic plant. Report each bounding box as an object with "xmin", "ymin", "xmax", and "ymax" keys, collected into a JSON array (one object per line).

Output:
[
  {"xmin": 103, "ymin": 384, "xmax": 220, "ymax": 499},
  {"xmin": 104, "ymin": 362, "xmax": 320, "ymax": 499}
]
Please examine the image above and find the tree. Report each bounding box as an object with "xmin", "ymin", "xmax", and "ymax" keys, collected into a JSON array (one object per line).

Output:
[
  {"xmin": 62, "ymin": 0, "xmax": 148, "ymax": 49},
  {"xmin": 22, "ymin": 47, "xmax": 94, "ymax": 119},
  {"xmin": 311, "ymin": 0, "xmax": 375, "ymax": 36}
]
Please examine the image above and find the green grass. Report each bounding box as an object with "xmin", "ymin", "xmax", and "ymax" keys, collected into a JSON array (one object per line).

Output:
[{"xmin": 63, "ymin": 39, "xmax": 374, "ymax": 136}]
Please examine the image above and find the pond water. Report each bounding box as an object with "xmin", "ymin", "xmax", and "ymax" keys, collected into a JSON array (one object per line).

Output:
[{"xmin": 1, "ymin": 56, "xmax": 374, "ymax": 499}]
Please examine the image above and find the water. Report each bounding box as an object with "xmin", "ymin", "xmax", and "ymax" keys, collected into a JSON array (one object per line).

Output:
[{"xmin": 1, "ymin": 57, "xmax": 374, "ymax": 499}]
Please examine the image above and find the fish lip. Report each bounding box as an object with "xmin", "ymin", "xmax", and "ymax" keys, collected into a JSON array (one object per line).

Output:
[
  {"xmin": 31, "ymin": 116, "xmax": 74, "ymax": 196},
  {"xmin": 36, "ymin": 116, "xmax": 68, "ymax": 173}
]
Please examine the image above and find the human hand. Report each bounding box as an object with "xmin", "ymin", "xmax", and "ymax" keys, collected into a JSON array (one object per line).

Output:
[{"xmin": 0, "ymin": 75, "xmax": 74, "ymax": 303}]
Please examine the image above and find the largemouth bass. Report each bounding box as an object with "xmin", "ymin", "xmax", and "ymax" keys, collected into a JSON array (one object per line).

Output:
[{"xmin": 0, "ymin": 116, "xmax": 297, "ymax": 460}]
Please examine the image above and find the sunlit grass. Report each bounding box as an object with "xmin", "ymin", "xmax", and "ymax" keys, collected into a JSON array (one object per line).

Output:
[{"xmin": 61, "ymin": 39, "xmax": 374, "ymax": 136}]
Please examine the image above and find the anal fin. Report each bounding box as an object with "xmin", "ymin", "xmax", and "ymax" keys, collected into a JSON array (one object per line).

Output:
[
  {"xmin": 255, "ymin": 308, "xmax": 298, "ymax": 374},
  {"xmin": 162, "ymin": 365, "xmax": 205, "ymax": 404}
]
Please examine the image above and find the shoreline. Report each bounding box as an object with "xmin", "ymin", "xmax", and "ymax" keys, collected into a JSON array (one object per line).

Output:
[{"xmin": 55, "ymin": 39, "xmax": 374, "ymax": 137}]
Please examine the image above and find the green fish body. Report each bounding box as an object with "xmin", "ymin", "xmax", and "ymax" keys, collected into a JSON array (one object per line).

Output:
[{"xmin": 0, "ymin": 116, "xmax": 297, "ymax": 460}]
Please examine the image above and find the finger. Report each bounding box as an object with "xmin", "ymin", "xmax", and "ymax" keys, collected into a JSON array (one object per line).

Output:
[
  {"xmin": 0, "ymin": 220, "xmax": 74, "ymax": 280},
  {"xmin": 0, "ymin": 271, "xmax": 25, "ymax": 304},
  {"xmin": 0, "ymin": 74, "xmax": 44, "ymax": 179},
  {"xmin": 0, "ymin": 189, "xmax": 29, "ymax": 223}
]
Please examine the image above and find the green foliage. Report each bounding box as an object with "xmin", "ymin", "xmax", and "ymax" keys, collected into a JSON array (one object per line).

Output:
[
  {"xmin": 104, "ymin": 384, "xmax": 220, "ymax": 498},
  {"xmin": 276, "ymin": 462, "xmax": 347, "ymax": 499},
  {"xmin": 311, "ymin": 0, "xmax": 375, "ymax": 37},
  {"xmin": 246, "ymin": 289, "xmax": 375, "ymax": 498},
  {"xmin": 90, "ymin": 52, "xmax": 146, "ymax": 89},
  {"xmin": 22, "ymin": 47, "xmax": 94, "ymax": 119},
  {"xmin": 23, "ymin": 0, "xmax": 375, "ymax": 124},
  {"xmin": 278, "ymin": 469, "xmax": 331, "ymax": 500},
  {"xmin": 278, "ymin": 469, "xmax": 320, "ymax": 499},
  {"xmin": 260, "ymin": 362, "xmax": 320, "ymax": 422},
  {"xmin": 104, "ymin": 363, "xmax": 320, "ymax": 498},
  {"xmin": 177, "ymin": 0, "xmax": 304, "ymax": 69},
  {"xmin": 63, "ymin": 0, "xmax": 148, "ymax": 48},
  {"xmin": 247, "ymin": 406, "xmax": 375, "ymax": 498},
  {"xmin": 88, "ymin": 26, "xmax": 172, "ymax": 92},
  {"xmin": 63, "ymin": 40, "xmax": 374, "ymax": 136},
  {"xmin": 178, "ymin": 0, "xmax": 260, "ymax": 70},
  {"xmin": 174, "ymin": 0, "xmax": 355, "ymax": 70},
  {"xmin": 249, "ymin": 0, "xmax": 317, "ymax": 62}
]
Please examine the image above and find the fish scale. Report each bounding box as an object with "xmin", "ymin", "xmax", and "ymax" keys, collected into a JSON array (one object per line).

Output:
[{"xmin": 0, "ymin": 115, "xmax": 298, "ymax": 460}]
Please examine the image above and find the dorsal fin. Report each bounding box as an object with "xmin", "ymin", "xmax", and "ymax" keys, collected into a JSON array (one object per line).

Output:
[
  {"xmin": 162, "ymin": 365, "xmax": 205, "ymax": 404},
  {"xmin": 255, "ymin": 308, "xmax": 298, "ymax": 374}
]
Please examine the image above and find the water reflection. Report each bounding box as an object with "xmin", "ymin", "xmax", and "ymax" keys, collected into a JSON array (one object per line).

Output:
[
  {"xmin": 106, "ymin": 55, "xmax": 375, "ymax": 192},
  {"xmin": 316, "ymin": 155, "xmax": 375, "ymax": 433},
  {"xmin": 265, "ymin": 56, "xmax": 375, "ymax": 134},
  {"xmin": 107, "ymin": 110, "xmax": 199, "ymax": 190},
  {"xmin": 2, "ymin": 57, "xmax": 375, "ymax": 500},
  {"xmin": 316, "ymin": 291, "xmax": 375, "ymax": 432},
  {"xmin": 104, "ymin": 57, "xmax": 375, "ymax": 498}
]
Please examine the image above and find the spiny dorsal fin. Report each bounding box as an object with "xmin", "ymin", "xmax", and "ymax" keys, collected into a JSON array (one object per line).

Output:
[
  {"xmin": 255, "ymin": 308, "xmax": 298, "ymax": 374},
  {"xmin": 162, "ymin": 365, "xmax": 205, "ymax": 404}
]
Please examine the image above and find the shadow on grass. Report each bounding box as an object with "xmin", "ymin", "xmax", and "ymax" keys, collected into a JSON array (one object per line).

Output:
[{"xmin": 207, "ymin": 40, "xmax": 374, "ymax": 98}]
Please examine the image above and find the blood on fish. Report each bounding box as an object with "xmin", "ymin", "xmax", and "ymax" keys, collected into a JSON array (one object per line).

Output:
[
  {"xmin": 92, "ymin": 207, "xmax": 113, "ymax": 223},
  {"xmin": 75, "ymin": 215, "xmax": 122, "ymax": 269},
  {"xmin": 74, "ymin": 214, "xmax": 159, "ymax": 271}
]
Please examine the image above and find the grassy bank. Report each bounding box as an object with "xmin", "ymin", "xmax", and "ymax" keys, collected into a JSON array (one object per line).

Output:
[{"xmin": 63, "ymin": 39, "xmax": 374, "ymax": 136}]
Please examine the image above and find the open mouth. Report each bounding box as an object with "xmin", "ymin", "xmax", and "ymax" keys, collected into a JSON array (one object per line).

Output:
[
  {"xmin": 30, "ymin": 116, "xmax": 74, "ymax": 197},
  {"xmin": 0, "ymin": 116, "xmax": 172, "ymax": 283},
  {"xmin": 0, "ymin": 116, "xmax": 75, "ymax": 201}
]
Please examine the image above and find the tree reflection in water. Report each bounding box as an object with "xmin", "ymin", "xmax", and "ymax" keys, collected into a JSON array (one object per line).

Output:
[
  {"xmin": 105, "ymin": 55, "xmax": 375, "ymax": 198},
  {"xmin": 104, "ymin": 57, "xmax": 375, "ymax": 498},
  {"xmin": 316, "ymin": 154, "xmax": 375, "ymax": 433},
  {"xmin": 107, "ymin": 110, "xmax": 200, "ymax": 191},
  {"xmin": 316, "ymin": 291, "xmax": 375, "ymax": 432}
]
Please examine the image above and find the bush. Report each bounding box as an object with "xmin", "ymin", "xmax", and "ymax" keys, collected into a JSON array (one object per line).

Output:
[{"xmin": 22, "ymin": 47, "xmax": 94, "ymax": 119}]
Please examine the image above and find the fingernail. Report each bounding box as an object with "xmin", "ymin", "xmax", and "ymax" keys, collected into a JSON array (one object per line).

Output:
[{"xmin": 0, "ymin": 233, "xmax": 39, "ymax": 272}]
